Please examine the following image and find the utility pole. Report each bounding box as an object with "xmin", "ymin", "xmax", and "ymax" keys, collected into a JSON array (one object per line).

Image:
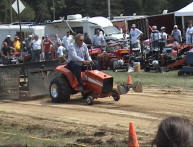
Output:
[
  {"xmin": 53, "ymin": 0, "xmax": 55, "ymax": 20},
  {"xmin": 16, "ymin": 0, "xmax": 22, "ymax": 40},
  {"xmin": 108, "ymin": 0, "xmax": 111, "ymax": 19},
  {"xmin": 9, "ymin": 0, "xmax": 13, "ymax": 23}
]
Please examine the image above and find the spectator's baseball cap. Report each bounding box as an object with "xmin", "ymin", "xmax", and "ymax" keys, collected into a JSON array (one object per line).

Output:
[
  {"xmin": 131, "ymin": 24, "xmax": 136, "ymax": 28},
  {"xmin": 152, "ymin": 25, "xmax": 157, "ymax": 30},
  {"xmin": 45, "ymin": 34, "xmax": 49, "ymax": 37},
  {"xmin": 6, "ymin": 35, "xmax": 11, "ymax": 38},
  {"xmin": 29, "ymin": 35, "xmax": 32, "ymax": 38},
  {"xmin": 161, "ymin": 26, "xmax": 166, "ymax": 30},
  {"xmin": 174, "ymin": 25, "xmax": 178, "ymax": 28}
]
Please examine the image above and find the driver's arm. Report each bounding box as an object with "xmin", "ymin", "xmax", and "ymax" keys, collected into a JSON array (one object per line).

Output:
[{"xmin": 84, "ymin": 44, "xmax": 92, "ymax": 62}]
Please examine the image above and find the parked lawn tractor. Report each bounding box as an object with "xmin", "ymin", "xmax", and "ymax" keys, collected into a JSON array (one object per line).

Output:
[
  {"xmin": 97, "ymin": 42, "xmax": 131, "ymax": 71},
  {"xmin": 164, "ymin": 43, "xmax": 193, "ymax": 71},
  {"xmin": 88, "ymin": 48, "xmax": 102, "ymax": 70},
  {"xmin": 89, "ymin": 48, "xmax": 102, "ymax": 60},
  {"xmin": 143, "ymin": 42, "xmax": 193, "ymax": 72},
  {"xmin": 178, "ymin": 51, "xmax": 193, "ymax": 76},
  {"xmin": 49, "ymin": 64, "xmax": 120, "ymax": 105}
]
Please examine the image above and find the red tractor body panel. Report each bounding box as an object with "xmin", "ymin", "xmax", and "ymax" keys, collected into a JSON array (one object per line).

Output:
[
  {"xmin": 56, "ymin": 65, "xmax": 79, "ymax": 89},
  {"xmin": 83, "ymin": 70, "xmax": 113, "ymax": 98}
]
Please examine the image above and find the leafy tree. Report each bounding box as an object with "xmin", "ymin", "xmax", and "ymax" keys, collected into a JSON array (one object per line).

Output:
[
  {"xmin": 167, "ymin": 0, "xmax": 193, "ymax": 12},
  {"xmin": 0, "ymin": 0, "xmax": 193, "ymax": 23},
  {"xmin": 0, "ymin": 0, "xmax": 11, "ymax": 23}
]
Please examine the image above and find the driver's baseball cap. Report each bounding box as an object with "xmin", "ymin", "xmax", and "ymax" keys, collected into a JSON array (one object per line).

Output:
[{"xmin": 6, "ymin": 35, "xmax": 11, "ymax": 38}]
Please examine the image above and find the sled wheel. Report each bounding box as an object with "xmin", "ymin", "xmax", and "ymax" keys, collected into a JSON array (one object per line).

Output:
[
  {"xmin": 86, "ymin": 95, "xmax": 94, "ymax": 105},
  {"xmin": 112, "ymin": 89, "xmax": 120, "ymax": 101},
  {"xmin": 132, "ymin": 81, "xmax": 143, "ymax": 93},
  {"xmin": 49, "ymin": 77, "xmax": 71, "ymax": 103}
]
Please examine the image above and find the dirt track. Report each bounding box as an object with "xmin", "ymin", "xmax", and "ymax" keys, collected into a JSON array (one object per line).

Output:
[{"xmin": 0, "ymin": 86, "xmax": 193, "ymax": 146}]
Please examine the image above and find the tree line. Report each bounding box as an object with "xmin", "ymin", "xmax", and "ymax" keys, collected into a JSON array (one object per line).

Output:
[{"xmin": 0, "ymin": 0, "xmax": 192, "ymax": 23}]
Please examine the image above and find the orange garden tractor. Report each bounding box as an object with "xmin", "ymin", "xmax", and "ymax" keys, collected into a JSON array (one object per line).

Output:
[{"xmin": 49, "ymin": 64, "xmax": 120, "ymax": 105}]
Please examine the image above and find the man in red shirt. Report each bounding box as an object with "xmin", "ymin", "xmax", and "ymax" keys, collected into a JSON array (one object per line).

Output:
[{"xmin": 43, "ymin": 35, "xmax": 53, "ymax": 61}]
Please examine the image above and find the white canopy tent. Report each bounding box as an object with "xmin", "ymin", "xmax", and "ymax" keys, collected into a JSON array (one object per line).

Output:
[
  {"xmin": 175, "ymin": 2, "xmax": 193, "ymax": 32},
  {"xmin": 175, "ymin": 2, "xmax": 193, "ymax": 16}
]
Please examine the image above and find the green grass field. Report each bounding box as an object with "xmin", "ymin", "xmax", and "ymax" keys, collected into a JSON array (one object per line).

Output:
[{"xmin": 104, "ymin": 70, "xmax": 193, "ymax": 89}]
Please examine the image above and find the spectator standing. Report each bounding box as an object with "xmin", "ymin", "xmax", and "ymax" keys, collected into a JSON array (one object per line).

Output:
[
  {"xmin": 53, "ymin": 34, "xmax": 62, "ymax": 58},
  {"xmin": 3, "ymin": 35, "xmax": 14, "ymax": 50},
  {"xmin": 13, "ymin": 36, "xmax": 21, "ymax": 51},
  {"xmin": 121, "ymin": 33, "xmax": 129, "ymax": 49},
  {"xmin": 57, "ymin": 42, "xmax": 67, "ymax": 63},
  {"xmin": 62, "ymin": 31, "xmax": 73, "ymax": 50},
  {"xmin": 171, "ymin": 25, "xmax": 182, "ymax": 43},
  {"xmin": 159, "ymin": 26, "xmax": 168, "ymax": 53},
  {"xmin": 186, "ymin": 22, "xmax": 193, "ymax": 44},
  {"xmin": 84, "ymin": 33, "xmax": 92, "ymax": 49},
  {"xmin": 150, "ymin": 25, "xmax": 160, "ymax": 50},
  {"xmin": 25, "ymin": 35, "xmax": 33, "ymax": 55},
  {"xmin": 42, "ymin": 35, "xmax": 54, "ymax": 61},
  {"xmin": 92, "ymin": 29, "xmax": 105, "ymax": 49},
  {"xmin": 31, "ymin": 35, "xmax": 42, "ymax": 62},
  {"xmin": 129, "ymin": 24, "xmax": 143, "ymax": 50},
  {"xmin": 1, "ymin": 42, "xmax": 11, "ymax": 65}
]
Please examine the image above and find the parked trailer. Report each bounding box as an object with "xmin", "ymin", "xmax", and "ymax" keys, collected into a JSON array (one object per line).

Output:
[
  {"xmin": 45, "ymin": 14, "xmax": 126, "ymax": 42},
  {"xmin": 112, "ymin": 13, "xmax": 175, "ymax": 40},
  {"xmin": 112, "ymin": 15, "xmax": 149, "ymax": 39},
  {"xmin": 0, "ymin": 24, "xmax": 45, "ymax": 44}
]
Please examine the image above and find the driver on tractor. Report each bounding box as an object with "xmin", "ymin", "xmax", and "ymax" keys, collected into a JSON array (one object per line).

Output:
[{"xmin": 67, "ymin": 33, "xmax": 93, "ymax": 91}]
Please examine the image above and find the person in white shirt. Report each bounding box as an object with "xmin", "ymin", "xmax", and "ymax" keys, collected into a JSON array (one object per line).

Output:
[
  {"xmin": 186, "ymin": 22, "xmax": 193, "ymax": 44},
  {"xmin": 129, "ymin": 24, "xmax": 143, "ymax": 51},
  {"xmin": 159, "ymin": 26, "xmax": 168, "ymax": 53},
  {"xmin": 92, "ymin": 29, "xmax": 105, "ymax": 49},
  {"xmin": 32, "ymin": 35, "xmax": 42, "ymax": 62},
  {"xmin": 62, "ymin": 31, "xmax": 73, "ymax": 50},
  {"xmin": 150, "ymin": 25, "xmax": 160, "ymax": 51},
  {"xmin": 171, "ymin": 25, "xmax": 182, "ymax": 43},
  {"xmin": 57, "ymin": 42, "xmax": 67, "ymax": 63},
  {"xmin": 57, "ymin": 42, "xmax": 67, "ymax": 58},
  {"xmin": 53, "ymin": 34, "xmax": 62, "ymax": 57}
]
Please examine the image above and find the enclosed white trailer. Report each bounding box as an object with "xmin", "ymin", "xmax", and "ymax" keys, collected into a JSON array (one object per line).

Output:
[
  {"xmin": 45, "ymin": 14, "xmax": 125, "ymax": 42},
  {"xmin": 0, "ymin": 24, "xmax": 45, "ymax": 44}
]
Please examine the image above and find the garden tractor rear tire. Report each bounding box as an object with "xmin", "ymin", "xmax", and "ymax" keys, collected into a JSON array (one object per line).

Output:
[{"xmin": 49, "ymin": 77, "xmax": 71, "ymax": 103}]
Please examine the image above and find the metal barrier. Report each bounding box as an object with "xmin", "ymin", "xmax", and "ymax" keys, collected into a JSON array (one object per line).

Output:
[
  {"xmin": 0, "ymin": 65, "xmax": 20, "ymax": 99},
  {"xmin": 26, "ymin": 61, "xmax": 59, "ymax": 97},
  {"xmin": 0, "ymin": 60, "xmax": 60, "ymax": 99}
]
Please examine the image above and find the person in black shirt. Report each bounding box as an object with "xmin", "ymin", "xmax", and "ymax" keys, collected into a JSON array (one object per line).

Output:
[
  {"xmin": 84, "ymin": 33, "xmax": 92, "ymax": 49},
  {"xmin": 1, "ymin": 42, "xmax": 10, "ymax": 65},
  {"xmin": 3, "ymin": 35, "xmax": 14, "ymax": 50}
]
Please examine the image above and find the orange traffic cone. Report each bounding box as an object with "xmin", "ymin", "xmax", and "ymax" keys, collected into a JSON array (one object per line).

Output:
[
  {"xmin": 128, "ymin": 122, "xmax": 139, "ymax": 147},
  {"xmin": 128, "ymin": 75, "xmax": 132, "ymax": 85}
]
